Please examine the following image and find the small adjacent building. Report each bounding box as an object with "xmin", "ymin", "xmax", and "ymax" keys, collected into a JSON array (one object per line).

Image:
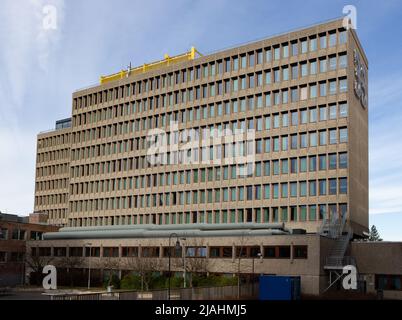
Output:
[{"xmin": 0, "ymin": 212, "xmax": 59, "ymax": 287}]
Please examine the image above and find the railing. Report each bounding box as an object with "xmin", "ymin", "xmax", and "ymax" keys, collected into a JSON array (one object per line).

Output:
[
  {"xmin": 318, "ymin": 212, "xmax": 348, "ymax": 239},
  {"xmin": 45, "ymin": 284, "xmax": 258, "ymax": 301}
]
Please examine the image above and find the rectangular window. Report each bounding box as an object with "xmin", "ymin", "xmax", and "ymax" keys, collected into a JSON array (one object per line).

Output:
[
  {"xmin": 319, "ymin": 155, "xmax": 327, "ymax": 170},
  {"xmin": 291, "ymin": 111, "xmax": 298, "ymax": 126},
  {"xmin": 300, "ymin": 157, "xmax": 307, "ymax": 172},
  {"xmin": 300, "ymin": 133, "xmax": 307, "ymax": 148},
  {"xmin": 320, "ymin": 82, "xmax": 327, "ymax": 96},
  {"xmin": 319, "ymin": 180, "xmax": 327, "ymax": 196},
  {"xmin": 282, "ymin": 67, "xmax": 289, "ymax": 81},
  {"xmin": 233, "ymin": 57, "xmax": 239, "ymax": 71},
  {"xmin": 310, "ymin": 108, "xmax": 317, "ymax": 122},
  {"xmin": 329, "ymin": 179, "xmax": 337, "ymax": 195},
  {"xmin": 301, "ymin": 62, "xmax": 308, "ymax": 77},
  {"xmin": 310, "ymin": 132, "xmax": 317, "ymax": 147},
  {"xmin": 310, "ymin": 61, "xmax": 317, "ymax": 74},
  {"xmin": 320, "ymin": 58, "xmax": 327, "ymax": 73},
  {"xmin": 339, "ymin": 152, "xmax": 348, "ymax": 169},
  {"xmin": 320, "ymin": 35, "xmax": 327, "ymax": 49},
  {"xmin": 291, "ymin": 135, "xmax": 298, "ymax": 150},
  {"xmin": 339, "ymin": 103, "xmax": 348, "ymax": 117},
  {"xmin": 300, "ymin": 182, "xmax": 307, "ymax": 197},
  {"xmin": 300, "ymin": 206, "xmax": 307, "ymax": 221},
  {"xmin": 274, "ymin": 47, "xmax": 280, "ymax": 60},
  {"xmin": 282, "ymin": 136, "xmax": 288, "ymax": 151},
  {"xmin": 291, "ymin": 42, "xmax": 298, "ymax": 56},
  {"xmin": 340, "ymin": 128, "xmax": 348, "ymax": 143},
  {"xmin": 264, "ymin": 184, "xmax": 270, "ymax": 199},
  {"xmin": 309, "ymin": 181, "xmax": 317, "ymax": 196},
  {"xmin": 329, "ymin": 80, "xmax": 337, "ymax": 95},
  {"xmin": 308, "ymin": 83, "xmax": 316, "ymax": 99},
  {"xmin": 329, "ymin": 56, "xmax": 337, "ymax": 70},
  {"xmin": 291, "ymin": 65, "xmax": 298, "ymax": 80},
  {"xmin": 329, "ymin": 129, "xmax": 337, "ymax": 144},
  {"xmin": 265, "ymin": 49, "xmax": 272, "ymax": 62},
  {"xmin": 339, "ymin": 78, "xmax": 348, "ymax": 92},
  {"xmin": 290, "ymin": 158, "xmax": 297, "ymax": 173},
  {"xmin": 310, "ymin": 38, "xmax": 317, "ymax": 51},
  {"xmin": 339, "ymin": 178, "xmax": 348, "ymax": 194},
  {"xmin": 272, "ymin": 184, "xmax": 279, "ymax": 199},
  {"xmin": 265, "ymin": 71, "xmax": 271, "ymax": 84},
  {"xmin": 290, "ymin": 182, "xmax": 297, "ymax": 197},
  {"xmin": 319, "ymin": 106, "xmax": 327, "ymax": 121},
  {"xmin": 339, "ymin": 54, "xmax": 347, "ymax": 69},
  {"xmin": 301, "ymin": 39, "xmax": 308, "ymax": 53},
  {"xmin": 329, "ymin": 153, "xmax": 337, "ymax": 169},
  {"xmin": 329, "ymin": 32, "xmax": 337, "ymax": 47},
  {"xmin": 339, "ymin": 31, "xmax": 347, "ymax": 44},
  {"xmin": 329, "ymin": 104, "xmax": 337, "ymax": 119},
  {"xmin": 283, "ymin": 44, "xmax": 289, "ymax": 58},
  {"xmin": 309, "ymin": 156, "xmax": 317, "ymax": 172},
  {"xmin": 294, "ymin": 246, "xmax": 308, "ymax": 259},
  {"xmin": 281, "ymin": 183, "xmax": 288, "ymax": 198}
]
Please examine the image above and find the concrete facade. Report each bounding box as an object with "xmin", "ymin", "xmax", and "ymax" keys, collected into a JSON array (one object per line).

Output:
[
  {"xmin": 27, "ymin": 19, "xmax": 383, "ymax": 299},
  {"xmin": 27, "ymin": 231, "xmax": 332, "ymax": 295},
  {"xmin": 35, "ymin": 18, "xmax": 369, "ymax": 236},
  {"xmin": 34, "ymin": 122, "xmax": 71, "ymax": 226},
  {"xmin": 351, "ymin": 242, "xmax": 402, "ymax": 299},
  {"xmin": 0, "ymin": 213, "xmax": 59, "ymax": 287}
]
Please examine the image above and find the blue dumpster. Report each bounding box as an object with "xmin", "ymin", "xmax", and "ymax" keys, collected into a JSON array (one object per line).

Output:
[{"xmin": 259, "ymin": 275, "xmax": 301, "ymax": 300}]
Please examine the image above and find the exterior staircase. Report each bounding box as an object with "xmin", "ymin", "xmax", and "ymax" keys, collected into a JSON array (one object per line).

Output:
[
  {"xmin": 319, "ymin": 213, "xmax": 357, "ymax": 293},
  {"xmin": 324, "ymin": 227, "xmax": 354, "ymax": 270}
]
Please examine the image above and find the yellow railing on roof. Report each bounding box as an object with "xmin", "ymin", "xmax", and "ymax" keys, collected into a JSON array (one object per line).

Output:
[{"xmin": 100, "ymin": 47, "xmax": 203, "ymax": 85}]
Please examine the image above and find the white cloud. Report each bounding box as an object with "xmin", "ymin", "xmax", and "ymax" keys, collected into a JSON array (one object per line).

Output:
[
  {"xmin": 0, "ymin": 0, "xmax": 64, "ymax": 215},
  {"xmin": 369, "ymin": 73, "xmax": 402, "ymax": 217}
]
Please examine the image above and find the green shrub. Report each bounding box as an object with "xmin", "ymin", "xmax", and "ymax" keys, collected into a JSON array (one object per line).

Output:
[
  {"xmin": 191, "ymin": 274, "xmax": 238, "ymax": 287},
  {"xmin": 150, "ymin": 274, "xmax": 167, "ymax": 289},
  {"xmin": 103, "ymin": 274, "xmax": 121, "ymax": 289},
  {"xmin": 120, "ymin": 274, "xmax": 142, "ymax": 290}
]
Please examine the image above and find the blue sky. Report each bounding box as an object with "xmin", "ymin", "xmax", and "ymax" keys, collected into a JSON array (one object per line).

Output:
[{"xmin": 0, "ymin": 0, "xmax": 401, "ymax": 240}]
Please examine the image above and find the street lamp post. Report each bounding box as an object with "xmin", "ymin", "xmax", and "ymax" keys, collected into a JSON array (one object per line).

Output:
[
  {"xmin": 168, "ymin": 233, "xmax": 181, "ymax": 300},
  {"xmin": 237, "ymin": 246, "xmax": 243, "ymax": 300},
  {"xmin": 85, "ymin": 243, "xmax": 92, "ymax": 290},
  {"xmin": 251, "ymin": 252, "xmax": 263, "ymax": 297},
  {"xmin": 181, "ymin": 238, "xmax": 187, "ymax": 289}
]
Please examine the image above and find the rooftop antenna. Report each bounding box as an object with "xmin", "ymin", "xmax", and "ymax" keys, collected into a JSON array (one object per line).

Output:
[{"xmin": 127, "ymin": 62, "xmax": 132, "ymax": 77}]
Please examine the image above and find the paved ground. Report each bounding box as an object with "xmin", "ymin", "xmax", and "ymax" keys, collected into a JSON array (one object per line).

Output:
[{"xmin": 0, "ymin": 290, "xmax": 49, "ymax": 300}]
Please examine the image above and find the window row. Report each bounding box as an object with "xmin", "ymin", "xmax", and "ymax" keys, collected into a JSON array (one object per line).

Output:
[
  {"xmin": 68, "ymin": 203, "xmax": 348, "ymax": 227},
  {"xmin": 74, "ymin": 28, "xmax": 347, "ymax": 109},
  {"xmin": 0, "ymin": 229, "xmax": 44, "ymax": 241},
  {"xmin": 69, "ymin": 152, "xmax": 348, "ymax": 195},
  {"xmin": 69, "ymin": 127, "xmax": 347, "ymax": 174},
  {"xmin": 31, "ymin": 244, "xmax": 308, "ymax": 260},
  {"xmin": 71, "ymin": 101, "xmax": 348, "ymax": 152},
  {"xmin": 37, "ymin": 149, "xmax": 70, "ymax": 164},
  {"xmin": 73, "ymin": 75, "xmax": 348, "ymax": 130},
  {"xmin": 69, "ymin": 178, "xmax": 348, "ymax": 214},
  {"xmin": 37, "ymin": 133, "xmax": 70, "ymax": 150},
  {"xmin": 36, "ymin": 163, "xmax": 69, "ymax": 178},
  {"xmin": 35, "ymin": 193, "xmax": 69, "ymax": 207},
  {"xmin": 35, "ymin": 178, "xmax": 69, "ymax": 193}
]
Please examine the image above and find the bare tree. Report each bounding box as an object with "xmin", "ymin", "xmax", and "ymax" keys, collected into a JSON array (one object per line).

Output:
[
  {"xmin": 124, "ymin": 256, "xmax": 160, "ymax": 291},
  {"xmin": 103, "ymin": 257, "xmax": 122, "ymax": 287},
  {"xmin": 178, "ymin": 239, "xmax": 208, "ymax": 288},
  {"xmin": 25, "ymin": 251, "xmax": 54, "ymax": 286},
  {"xmin": 57, "ymin": 256, "xmax": 84, "ymax": 287}
]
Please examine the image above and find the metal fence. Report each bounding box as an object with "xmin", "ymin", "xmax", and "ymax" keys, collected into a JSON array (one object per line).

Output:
[{"xmin": 47, "ymin": 283, "xmax": 258, "ymax": 301}]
